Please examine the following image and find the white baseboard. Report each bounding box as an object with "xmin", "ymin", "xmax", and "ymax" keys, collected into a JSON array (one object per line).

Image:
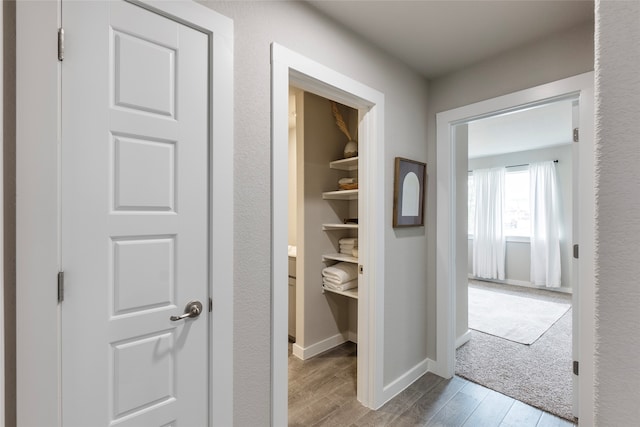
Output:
[
  {"xmin": 428, "ymin": 358, "xmax": 451, "ymax": 379},
  {"xmin": 347, "ymin": 330, "xmax": 358, "ymax": 344},
  {"xmin": 292, "ymin": 333, "xmax": 347, "ymax": 360},
  {"xmin": 379, "ymin": 358, "xmax": 430, "ymax": 409},
  {"xmin": 456, "ymin": 330, "xmax": 472, "ymax": 348},
  {"xmin": 468, "ymin": 275, "xmax": 573, "ymax": 294}
]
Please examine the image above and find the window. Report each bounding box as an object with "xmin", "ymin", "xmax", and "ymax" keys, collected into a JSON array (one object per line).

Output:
[
  {"xmin": 504, "ymin": 169, "xmax": 530, "ymax": 237},
  {"xmin": 468, "ymin": 167, "xmax": 531, "ymax": 238}
]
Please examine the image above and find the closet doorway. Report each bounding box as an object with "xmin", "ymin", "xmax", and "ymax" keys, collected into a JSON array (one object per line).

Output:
[
  {"xmin": 271, "ymin": 44, "xmax": 386, "ymax": 425},
  {"xmin": 287, "ymin": 87, "xmax": 360, "ymax": 424},
  {"xmin": 435, "ymin": 72, "xmax": 595, "ymax": 424}
]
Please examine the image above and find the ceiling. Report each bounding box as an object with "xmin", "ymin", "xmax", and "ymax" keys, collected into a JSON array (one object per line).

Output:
[
  {"xmin": 468, "ymin": 99, "xmax": 574, "ymax": 158},
  {"xmin": 305, "ymin": 1, "xmax": 590, "ymax": 157},
  {"xmin": 306, "ymin": 0, "xmax": 594, "ymax": 79}
]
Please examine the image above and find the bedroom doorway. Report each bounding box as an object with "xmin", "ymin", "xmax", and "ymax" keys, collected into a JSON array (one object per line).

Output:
[
  {"xmin": 459, "ymin": 99, "xmax": 576, "ymax": 419},
  {"xmin": 435, "ymin": 72, "xmax": 595, "ymax": 425}
]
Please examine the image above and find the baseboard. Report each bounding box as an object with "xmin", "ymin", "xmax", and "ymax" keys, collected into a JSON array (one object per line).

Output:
[
  {"xmin": 379, "ymin": 358, "xmax": 430, "ymax": 409},
  {"xmin": 292, "ymin": 333, "xmax": 347, "ymax": 360},
  {"xmin": 347, "ymin": 330, "xmax": 358, "ymax": 344},
  {"xmin": 468, "ymin": 275, "xmax": 573, "ymax": 294},
  {"xmin": 428, "ymin": 357, "xmax": 451, "ymax": 379},
  {"xmin": 456, "ymin": 330, "xmax": 472, "ymax": 348}
]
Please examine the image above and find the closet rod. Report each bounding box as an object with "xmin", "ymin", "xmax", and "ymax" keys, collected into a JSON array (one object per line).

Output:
[{"xmin": 468, "ymin": 159, "xmax": 558, "ymax": 173}]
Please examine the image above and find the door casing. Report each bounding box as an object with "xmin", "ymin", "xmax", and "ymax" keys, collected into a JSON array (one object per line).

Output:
[
  {"xmin": 16, "ymin": 1, "xmax": 234, "ymax": 425},
  {"xmin": 435, "ymin": 71, "xmax": 595, "ymax": 425},
  {"xmin": 271, "ymin": 43, "xmax": 387, "ymax": 425}
]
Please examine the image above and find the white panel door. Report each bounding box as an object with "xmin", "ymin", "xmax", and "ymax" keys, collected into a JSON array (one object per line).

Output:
[{"xmin": 61, "ymin": 1, "xmax": 209, "ymax": 425}]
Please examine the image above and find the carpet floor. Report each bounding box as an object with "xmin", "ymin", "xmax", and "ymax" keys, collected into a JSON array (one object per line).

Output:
[
  {"xmin": 468, "ymin": 286, "xmax": 570, "ymax": 344},
  {"xmin": 456, "ymin": 280, "xmax": 575, "ymax": 422}
]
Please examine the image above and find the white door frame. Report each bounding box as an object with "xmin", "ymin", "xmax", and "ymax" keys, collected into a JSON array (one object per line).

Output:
[
  {"xmin": 0, "ymin": 3, "xmax": 5, "ymax": 425},
  {"xmin": 435, "ymin": 72, "xmax": 595, "ymax": 425},
  {"xmin": 271, "ymin": 43, "xmax": 386, "ymax": 425},
  {"xmin": 16, "ymin": 1, "xmax": 234, "ymax": 425}
]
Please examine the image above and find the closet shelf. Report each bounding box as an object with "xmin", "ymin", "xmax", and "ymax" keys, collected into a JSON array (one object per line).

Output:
[
  {"xmin": 329, "ymin": 156, "xmax": 358, "ymax": 171},
  {"xmin": 322, "ymin": 253, "xmax": 358, "ymax": 264},
  {"xmin": 322, "ymin": 223, "xmax": 358, "ymax": 231},
  {"xmin": 322, "ymin": 286, "xmax": 358, "ymax": 299},
  {"xmin": 322, "ymin": 189, "xmax": 358, "ymax": 200}
]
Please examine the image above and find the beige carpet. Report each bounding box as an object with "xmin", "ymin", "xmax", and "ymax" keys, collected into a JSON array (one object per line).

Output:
[
  {"xmin": 468, "ymin": 285, "xmax": 571, "ymax": 344},
  {"xmin": 457, "ymin": 281, "xmax": 575, "ymax": 422}
]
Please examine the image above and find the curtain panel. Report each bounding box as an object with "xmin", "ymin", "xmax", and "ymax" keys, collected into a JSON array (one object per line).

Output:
[
  {"xmin": 529, "ymin": 161, "xmax": 561, "ymax": 287},
  {"xmin": 472, "ymin": 167, "xmax": 506, "ymax": 280}
]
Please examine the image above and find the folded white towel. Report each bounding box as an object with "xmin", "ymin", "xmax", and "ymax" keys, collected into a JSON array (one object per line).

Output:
[
  {"xmin": 340, "ymin": 244, "xmax": 355, "ymax": 251},
  {"xmin": 323, "ymin": 278, "xmax": 358, "ymax": 291},
  {"xmin": 322, "ymin": 262, "xmax": 358, "ymax": 283},
  {"xmin": 322, "ymin": 276, "xmax": 341, "ymax": 286},
  {"xmin": 352, "ymin": 247, "xmax": 359, "ymax": 258}
]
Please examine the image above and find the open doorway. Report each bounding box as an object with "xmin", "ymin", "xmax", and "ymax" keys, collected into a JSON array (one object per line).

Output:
[
  {"xmin": 271, "ymin": 43, "xmax": 386, "ymax": 425},
  {"xmin": 435, "ymin": 72, "xmax": 596, "ymax": 425},
  {"xmin": 456, "ymin": 99, "xmax": 576, "ymax": 420},
  {"xmin": 287, "ymin": 88, "xmax": 360, "ymax": 424}
]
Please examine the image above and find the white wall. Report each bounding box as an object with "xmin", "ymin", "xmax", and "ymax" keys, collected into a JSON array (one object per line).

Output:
[
  {"xmin": 201, "ymin": 1, "xmax": 429, "ymax": 423},
  {"xmin": 426, "ymin": 22, "xmax": 594, "ymax": 359},
  {"xmin": 467, "ymin": 145, "xmax": 574, "ymax": 290},
  {"xmin": 594, "ymin": 1, "xmax": 640, "ymax": 423}
]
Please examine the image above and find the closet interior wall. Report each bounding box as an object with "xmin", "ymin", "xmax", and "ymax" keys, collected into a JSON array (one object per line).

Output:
[{"xmin": 293, "ymin": 90, "xmax": 359, "ymax": 358}]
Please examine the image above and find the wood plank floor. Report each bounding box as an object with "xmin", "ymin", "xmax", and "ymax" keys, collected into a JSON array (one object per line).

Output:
[{"xmin": 289, "ymin": 342, "xmax": 575, "ymax": 427}]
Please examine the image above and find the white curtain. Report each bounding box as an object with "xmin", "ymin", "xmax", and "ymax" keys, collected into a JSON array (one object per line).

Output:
[
  {"xmin": 472, "ymin": 167, "xmax": 506, "ymax": 280},
  {"xmin": 529, "ymin": 161, "xmax": 561, "ymax": 287}
]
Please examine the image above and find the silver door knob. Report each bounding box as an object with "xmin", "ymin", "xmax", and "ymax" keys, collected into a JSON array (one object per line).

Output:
[{"xmin": 170, "ymin": 300, "xmax": 203, "ymax": 321}]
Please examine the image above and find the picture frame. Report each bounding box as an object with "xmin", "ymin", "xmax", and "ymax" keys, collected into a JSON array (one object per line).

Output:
[{"xmin": 393, "ymin": 157, "xmax": 426, "ymax": 227}]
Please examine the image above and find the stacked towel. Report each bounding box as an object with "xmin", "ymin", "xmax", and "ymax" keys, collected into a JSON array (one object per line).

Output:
[
  {"xmin": 323, "ymin": 278, "xmax": 357, "ymax": 292},
  {"xmin": 339, "ymin": 237, "xmax": 358, "ymax": 257},
  {"xmin": 322, "ymin": 262, "xmax": 358, "ymax": 291}
]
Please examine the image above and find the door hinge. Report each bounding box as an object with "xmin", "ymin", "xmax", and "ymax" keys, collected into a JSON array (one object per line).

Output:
[
  {"xmin": 209, "ymin": 297, "xmax": 213, "ymax": 312},
  {"xmin": 57, "ymin": 271, "xmax": 65, "ymax": 303},
  {"xmin": 58, "ymin": 27, "xmax": 64, "ymax": 61},
  {"xmin": 573, "ymin": 360, "xmax": 579, "ymax": 376},
  {"xmin": 573, "ymin": 244, "xmax": 579, "ymax": 259},
  {"xmin": 573, "ymin": 128, "xmax": 579, "ymax": 143}
]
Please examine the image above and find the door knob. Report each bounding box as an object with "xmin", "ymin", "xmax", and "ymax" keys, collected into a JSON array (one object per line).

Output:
[{"xmin": 170, "ymin": 300, "xmax": 203, "ymax": 321}]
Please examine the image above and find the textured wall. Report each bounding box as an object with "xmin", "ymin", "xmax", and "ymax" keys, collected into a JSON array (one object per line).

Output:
[
  {"xmin": 594, "ymin": 0, "xmax": 640, "ymax": 423},
  {"xmin": 426, "ymin": 22, "xmax": 594, "ymax": 359},
  {"xmin": 201, "ymin": 1, "xmax": 429, "ymax": 424}
]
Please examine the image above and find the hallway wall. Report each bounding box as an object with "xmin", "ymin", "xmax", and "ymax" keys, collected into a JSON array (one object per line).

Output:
[
  {"xmin": 593, "ymin": 0, "xmax": 640, "ymax": 423},
  {"xmin": 426, "ymin": 22, "xmax": 594, "ymax": 357},
  {"xmin": 202, "ymin": 1, "xmax": 429, "ymax": 423}
]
